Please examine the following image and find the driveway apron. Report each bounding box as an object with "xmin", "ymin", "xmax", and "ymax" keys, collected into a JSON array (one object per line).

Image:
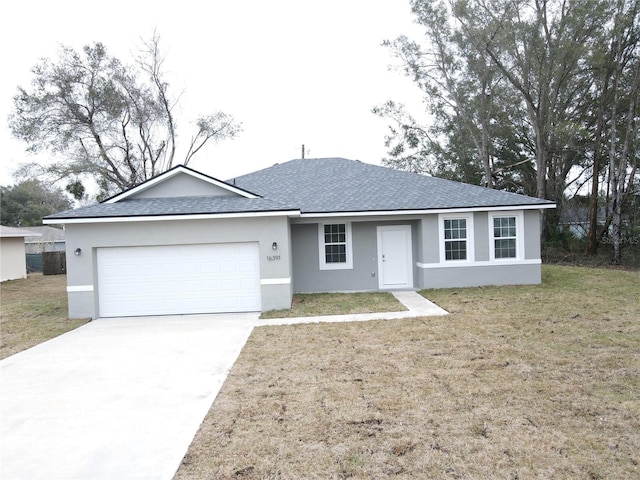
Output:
[{"xmin": 0, "ymin": 314, "xmax": 257, "ymax": 480}]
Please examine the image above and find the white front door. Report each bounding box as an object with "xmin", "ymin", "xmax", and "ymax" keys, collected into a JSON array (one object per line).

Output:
[{"xmin": 377, "ymin": 225, "xmax": 413, "ymax": 289}]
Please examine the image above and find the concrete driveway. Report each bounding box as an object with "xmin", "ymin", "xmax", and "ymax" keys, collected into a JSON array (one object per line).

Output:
[{"xmin": 0, "ymin": 313, "xmax": 257, "ymax": 480}]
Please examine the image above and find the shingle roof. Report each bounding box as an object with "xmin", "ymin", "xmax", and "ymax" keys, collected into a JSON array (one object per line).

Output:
[
  {"xmin": 0, "ymin": 226, "xmax": 41, "ymax": 238},
  {"xmin": 233, "ymin": 157, "xmax": 554, "ymax": 213},
  {"xmin": 45, "ymin": 157, "xmax": 554, "ymax": 221},
  {"xmin": 20, "ymin": 226, "xmax": 65, "ymax": 242},
  {"xmin": 45, "ymin": 196, "xmax": 296, "ymax": 220}
]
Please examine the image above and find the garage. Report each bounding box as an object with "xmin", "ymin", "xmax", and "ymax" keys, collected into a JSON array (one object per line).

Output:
[{"xmin": 97, "ymin": 242, "xmax": 261, "ymax": 317}]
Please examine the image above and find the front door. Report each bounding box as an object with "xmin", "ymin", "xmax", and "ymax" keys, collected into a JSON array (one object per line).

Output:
[{"xmin": 377, "ymin": 225, "xmax": 413, "ymax": 289}]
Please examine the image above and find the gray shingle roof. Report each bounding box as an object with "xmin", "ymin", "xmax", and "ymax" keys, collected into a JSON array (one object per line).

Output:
[
  {"xmin": 45, "ymin": 157, "xmax": 554, "ymax": 221},
  {"xmin": 21, "ymin": 226, "xmax": 65, "ymax": 242},
  {"xmin": 0, "ymin": 226, "xmax": 41, "ymax": 238},
  {"xmin": 233, "ymin": 157, "xmax": 554, "ymax": 213},
  {"xmin": 45, "ymin": 196, "xmax": 296, "ymax": 220}
]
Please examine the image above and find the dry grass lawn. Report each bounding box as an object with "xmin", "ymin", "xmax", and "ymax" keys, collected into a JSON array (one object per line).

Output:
[
  {"xmin": 261, "ymin": 292, "xmax": 406, "ymax": 318},
  {"xmin": 0, "ymin": 273, "xmax": 89, "ymax": 359},
  {"xmin": 175, "ymin": 265, "xmax": 640, "ymax": 479}
]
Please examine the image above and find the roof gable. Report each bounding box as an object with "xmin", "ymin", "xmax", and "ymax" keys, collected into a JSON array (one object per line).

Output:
[
  {"xmin": 232, "ymin": 157, "xmax": 555, "ymax": 214},
  {"xmin": 106, "ymin": 165, "xmax": 259, "ymax": 203}
]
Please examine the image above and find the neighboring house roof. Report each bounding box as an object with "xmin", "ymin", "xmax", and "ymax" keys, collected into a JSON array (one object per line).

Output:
[
  {"xmin": 233, "ymin": 157, "xmax": 555, "ymax": 214},
  {"xmin": 19, "ymin": 226, "xmax": 65, "ymax": 244},
  {"xmin": 0, "ymin": 226, "xmax": 41, "ymax": 238},
  {"xmin": 44, "ymin": 158, "xmax": 555, "ymax": 223}
]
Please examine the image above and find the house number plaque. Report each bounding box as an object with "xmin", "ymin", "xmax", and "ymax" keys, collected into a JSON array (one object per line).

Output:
[{"xmin": 267, "ymin": 255, "xmax": 281, "ymax": 262}]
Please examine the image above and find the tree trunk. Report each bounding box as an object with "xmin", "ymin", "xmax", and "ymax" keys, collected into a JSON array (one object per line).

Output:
[{"xmin": 587, "ymin": 83, "xmax": 608, "ymax": 255}]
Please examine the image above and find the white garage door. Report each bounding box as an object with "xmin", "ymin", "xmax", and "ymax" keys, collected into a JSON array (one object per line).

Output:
[{"xmin": 97, "ymin": 243, "xmax": 261, "ymax": 317}]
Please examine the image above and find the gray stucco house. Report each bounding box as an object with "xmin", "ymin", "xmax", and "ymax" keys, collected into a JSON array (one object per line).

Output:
[{"xmin": 44, "ymin": 157, "xmax": 555, "ymax": 319}]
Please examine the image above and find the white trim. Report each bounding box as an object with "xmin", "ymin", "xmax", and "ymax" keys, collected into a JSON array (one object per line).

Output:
[
  {"xmin": 67, "ymin": 285, "xmax": 94, "ymax": 292},
  {"xmin": 488, "ymin": 211, "xmax": 525, "ymax": 261},
  {"xmin": 260, "ymin": 277, "xmax": 291, "ymax": 285},
  {"xmin": 106, "ymin": 166, "xmax": 259, "ymax": 203},
  {"xmin": 377, "ymin": 225, "xmax": 413, "ymax": 289},
  {"xmin": 300, "ymin": 204, "xmax": 555, "ymax": 218},
  {"xmin": 438, "ymin": 213, "xmax": 475, "ymax": 264},
  {"xmin": 318, "ymin": 222, "xmax": 353, "ymax": 270},
  {"xmin": 43, "ymin": 210, "xmax": 301, "ymax": 225},
  {"xmin": 417, "ymin": 259, "xmax": 541, "ymax": 269}
]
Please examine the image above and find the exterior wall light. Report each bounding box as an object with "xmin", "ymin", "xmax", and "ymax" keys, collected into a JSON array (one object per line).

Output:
[
  {"xmin": 272, "ymin": 242, "xmax": 278, "ymax": 250},
  {"xmin": 74, "ymin": 248, "xmax": 82, "ymax": 256}
]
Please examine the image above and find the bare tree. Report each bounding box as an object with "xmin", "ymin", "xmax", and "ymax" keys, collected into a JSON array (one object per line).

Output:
[{"xmin": 9, "ymin": 34, "xmax": 241, "ymax": 199}]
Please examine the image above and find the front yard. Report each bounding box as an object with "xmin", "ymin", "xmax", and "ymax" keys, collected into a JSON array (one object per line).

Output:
[
  {"xmin": 175, "ymin": 265, "xmax": 640, "ymax": 479},
  {"xmin": 2, "ymin": 267, "xmax": 638, "ymax": 478}
]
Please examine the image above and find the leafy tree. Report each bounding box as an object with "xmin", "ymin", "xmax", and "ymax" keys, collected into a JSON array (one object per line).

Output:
[
  {"xmin": 66, "ymin": 180, "xmax": 85, "ymax": 201},
  {"xmin": 0, "ymin": 180, "xmax": 72, "ymax": 226},
  {"xmin": 374, "ymin": 0, "xmax": 567, "ymax": 199},
  {"xmin": 585, "ymin": 0, "xmax": 640, "ymax": 263},
  {"xmin": 471, "ymin": 0, "xmax": 611, "ymax": 221},
  {"xmin": 374, "ymin": 0, "xmax": 529, "ymax": 190},
  {"xmin": 378, "ymin": 0, "xmax": 616, "ymax": 240},
  {"xmin": 8, "ymin": 34, "xmax": 241, "ymax": 199}
]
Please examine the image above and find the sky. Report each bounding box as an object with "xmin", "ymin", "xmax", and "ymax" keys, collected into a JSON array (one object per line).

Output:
[{"xmin": 0, "ymin": 0, "xmax": 426, "ymax": 188}]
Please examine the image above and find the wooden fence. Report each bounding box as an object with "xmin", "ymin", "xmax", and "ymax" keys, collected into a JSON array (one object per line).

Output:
[{"xmin": 43, "ymin": 251, "xmax": 66, "ymax": 275}]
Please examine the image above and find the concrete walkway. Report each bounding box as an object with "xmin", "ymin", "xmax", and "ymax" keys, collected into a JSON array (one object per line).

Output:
[{"xmin": 0, "ymin": 292, "xmax": 446, "ymax": 480}]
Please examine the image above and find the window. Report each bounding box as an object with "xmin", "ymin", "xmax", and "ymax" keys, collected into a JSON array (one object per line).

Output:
[
  {"xmin": 490, "ymin": 212, "xmax": 524, "ymax": 261},
  {"xmin": 324, "ymin": 224, "xmax": 347, "ymax": 263},
  {"xmin": 493, "ymin": 216, "xmax": 517, "ymax": 258},
  {"xmin": 318, "ymin": 223, "xmax": 353, "ymax": 270},
  {"xmin": 439, "ymin": 214, "xmax": 474, "ymax": 263},
  {"xmin": 444, "ymin": 218, "xmax": 468, "ymax": 260}
]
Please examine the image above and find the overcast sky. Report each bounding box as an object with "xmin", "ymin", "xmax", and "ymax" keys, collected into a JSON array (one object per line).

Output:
[{"xmin": 0, "ymin": 0, "xmax": 425, "ymax": 187}]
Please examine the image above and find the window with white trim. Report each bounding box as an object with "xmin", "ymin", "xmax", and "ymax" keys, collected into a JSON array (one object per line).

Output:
[
  {"xmin": 439, "ymin": 214, "xmax": 474, "ymax": 263},
  {"xmin": 319, "ymin": 222, "xmax": 353, "ymax": 270},
  {"xmin": 493, "ymin": 216, "xmax": 517, "ymax": 258},
  {"xmin": 489, "ymin": 212, "xmax": 524, "ymax": 261},
  {"xmin": 444, "ymin": 218, "xmax": 467, "ymax": 260}
]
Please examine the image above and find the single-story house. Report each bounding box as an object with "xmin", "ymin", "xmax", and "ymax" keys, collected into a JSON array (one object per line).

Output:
[
  {"xmin": 23, "ymin": 226, "xmax": 66, "ymax": 254},
  {"xmin": 0, "ymin": 226, "xmax": 41, "ymax": 282},
  {"xmin": 44, "ymin": 157, "xmax": 555, "ymax": 319},
  {"xmin": 19, "ymin": 226, "xmax": 66, "ymax": 272}
]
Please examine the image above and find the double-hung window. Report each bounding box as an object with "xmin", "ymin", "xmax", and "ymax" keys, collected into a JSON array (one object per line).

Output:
[
  {"xmin": 319, "ymin": 222, "xmax": 353, "ymax": 270},
  {"xmin": 440, "ymin": 214, "xmax": 474, "ymax": 263},
  {"xmin": 490, "ymin": 212, "xmax": 523, "ymax": 260},
  {"xmin": 493, "ymin": 216, "xmax": 517, "ymax": 258},
  {"xmin": 444, "ymin": 218, "xmax": 468, "ymax": 260}
]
